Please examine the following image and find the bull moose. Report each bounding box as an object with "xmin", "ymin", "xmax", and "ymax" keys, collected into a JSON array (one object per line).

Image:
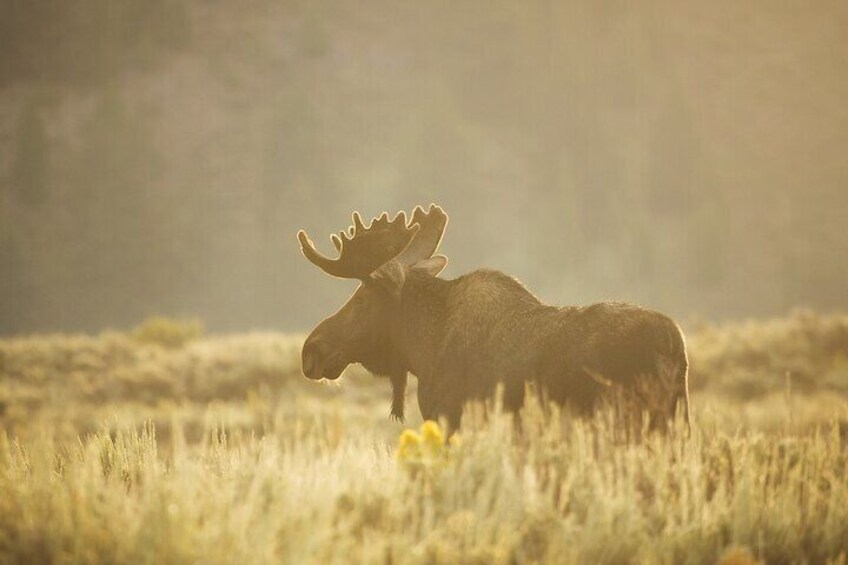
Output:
[{"xmin": 297, "ymin": 205, "xmax": 690, "ymax": 431}]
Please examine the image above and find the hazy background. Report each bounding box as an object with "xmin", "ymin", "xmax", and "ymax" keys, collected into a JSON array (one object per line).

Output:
[{"xmin": 1, "ymin": 0, "xmax": 846, "ymax": 335}]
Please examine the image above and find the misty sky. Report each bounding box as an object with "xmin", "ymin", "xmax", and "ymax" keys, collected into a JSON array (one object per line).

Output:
[{"xmin": 1, "ymin": 0, "xmax": 847, "ymax": 334}]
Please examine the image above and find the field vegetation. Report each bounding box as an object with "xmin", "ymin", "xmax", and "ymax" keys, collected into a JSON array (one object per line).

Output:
[{"xmin": 1, "ymin": 312, "xmax": 848, "ymax": 563}]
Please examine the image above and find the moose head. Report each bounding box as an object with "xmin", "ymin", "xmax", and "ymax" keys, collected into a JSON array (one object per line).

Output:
[{"xmin": 297, "ymin": 205, "xmax": 449, "ymax": 383}]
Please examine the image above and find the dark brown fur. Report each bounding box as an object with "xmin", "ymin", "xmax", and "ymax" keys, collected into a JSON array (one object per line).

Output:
[{"xmin": 302, "ymin": 264, "xmax": 690, "ymax": 431}]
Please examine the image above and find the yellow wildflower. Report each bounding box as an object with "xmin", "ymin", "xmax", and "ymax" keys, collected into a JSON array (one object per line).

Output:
[
  {"xmin": 397, "ymin": 422, "xmax": 451, "ymax": 470},
  {"xmin": 396, "ymin": 429, "xmax": 421, "ymax": 461},
  {"xmin": 420, "ymin": 420, "xmax": 444, "ymax": 448}
]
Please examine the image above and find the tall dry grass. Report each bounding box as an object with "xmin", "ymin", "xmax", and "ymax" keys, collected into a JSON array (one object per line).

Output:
[
  {"xmin": 1, "ymin": 313, "xmax": 848, "ymax": 563},
  {"xmin": 1, "ymin": 401, "xmax": 846, "ymax": 564}
]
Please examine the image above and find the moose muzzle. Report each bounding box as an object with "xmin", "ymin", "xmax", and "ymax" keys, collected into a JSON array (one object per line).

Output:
[{"xmin": 301, "ymin": 336, "xmax": 348, "ymax": 381}]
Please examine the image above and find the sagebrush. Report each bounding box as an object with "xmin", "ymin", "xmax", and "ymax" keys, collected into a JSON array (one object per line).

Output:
[{"xmin": 1, "ymin": 313, "xmax": 848, "ymax": 563}]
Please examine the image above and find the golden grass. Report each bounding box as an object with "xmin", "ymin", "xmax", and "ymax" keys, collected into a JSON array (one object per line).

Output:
[
  {"xmin": 0, "ymin": 312, "xmax": 847, "ymax": 563},
  {"xmin": 1, "ymin": 403, "xmax": 846, "ymax": 564}
]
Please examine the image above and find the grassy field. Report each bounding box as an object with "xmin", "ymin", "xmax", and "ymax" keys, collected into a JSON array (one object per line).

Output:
[{"xmin": 1, "ymin": 313, "xmax": 848, "ymax": 564}]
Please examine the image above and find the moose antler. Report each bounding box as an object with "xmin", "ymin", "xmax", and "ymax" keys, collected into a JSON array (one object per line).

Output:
[
  {"xmin": 297, "ymin": 211, "xmax": 419, "ymax": 279},
  {"xmin": 395, "ymin": 204, "xmax": 448, "ymax": 266}
]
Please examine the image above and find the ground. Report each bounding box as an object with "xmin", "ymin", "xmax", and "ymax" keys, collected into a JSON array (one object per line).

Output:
[{"xmin": 1, "ymin": 312, "xmax": 847, "ymax": 563}]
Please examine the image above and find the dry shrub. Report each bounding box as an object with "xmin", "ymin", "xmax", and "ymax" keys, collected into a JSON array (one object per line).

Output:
[
  {"xmin": 1, "ymin": 314, "xmax": 848, "ymax": 562},
  {"xmin": 131, "ymin": 316, "xmax": 203, "ymax": 349},
  {"xmin": 4, "ymin": 400, "xmax": 846, "ymax": 564}
]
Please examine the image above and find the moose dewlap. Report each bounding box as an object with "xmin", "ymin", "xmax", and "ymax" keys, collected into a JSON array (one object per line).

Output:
[{"xmin": 297, "ymin": 204, "xmax": 690, "ymax": 431}]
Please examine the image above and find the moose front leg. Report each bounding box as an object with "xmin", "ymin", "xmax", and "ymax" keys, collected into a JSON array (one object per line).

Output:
[
  {"xmin": 389, "ymin": 372, "xmax": 408, "ymax": 422},
  {"xmin": 417, "ymin": 374, "xmax": 463, "ymax": 432}
]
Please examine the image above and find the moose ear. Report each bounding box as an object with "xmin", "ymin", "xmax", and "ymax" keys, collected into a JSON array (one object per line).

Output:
[
  {"xmin": 412, "ymin": 255, "xmax": 447, "ymax": 277},
  {"xmin": 370, "ymin": 260, "xmax": 406, "ymax": 293}
]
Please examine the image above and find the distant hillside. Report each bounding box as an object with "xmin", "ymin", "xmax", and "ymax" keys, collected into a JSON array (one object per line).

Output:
[{"xmin": 1, "ymin": 0, "xmax": 847, "ymax": 333}]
